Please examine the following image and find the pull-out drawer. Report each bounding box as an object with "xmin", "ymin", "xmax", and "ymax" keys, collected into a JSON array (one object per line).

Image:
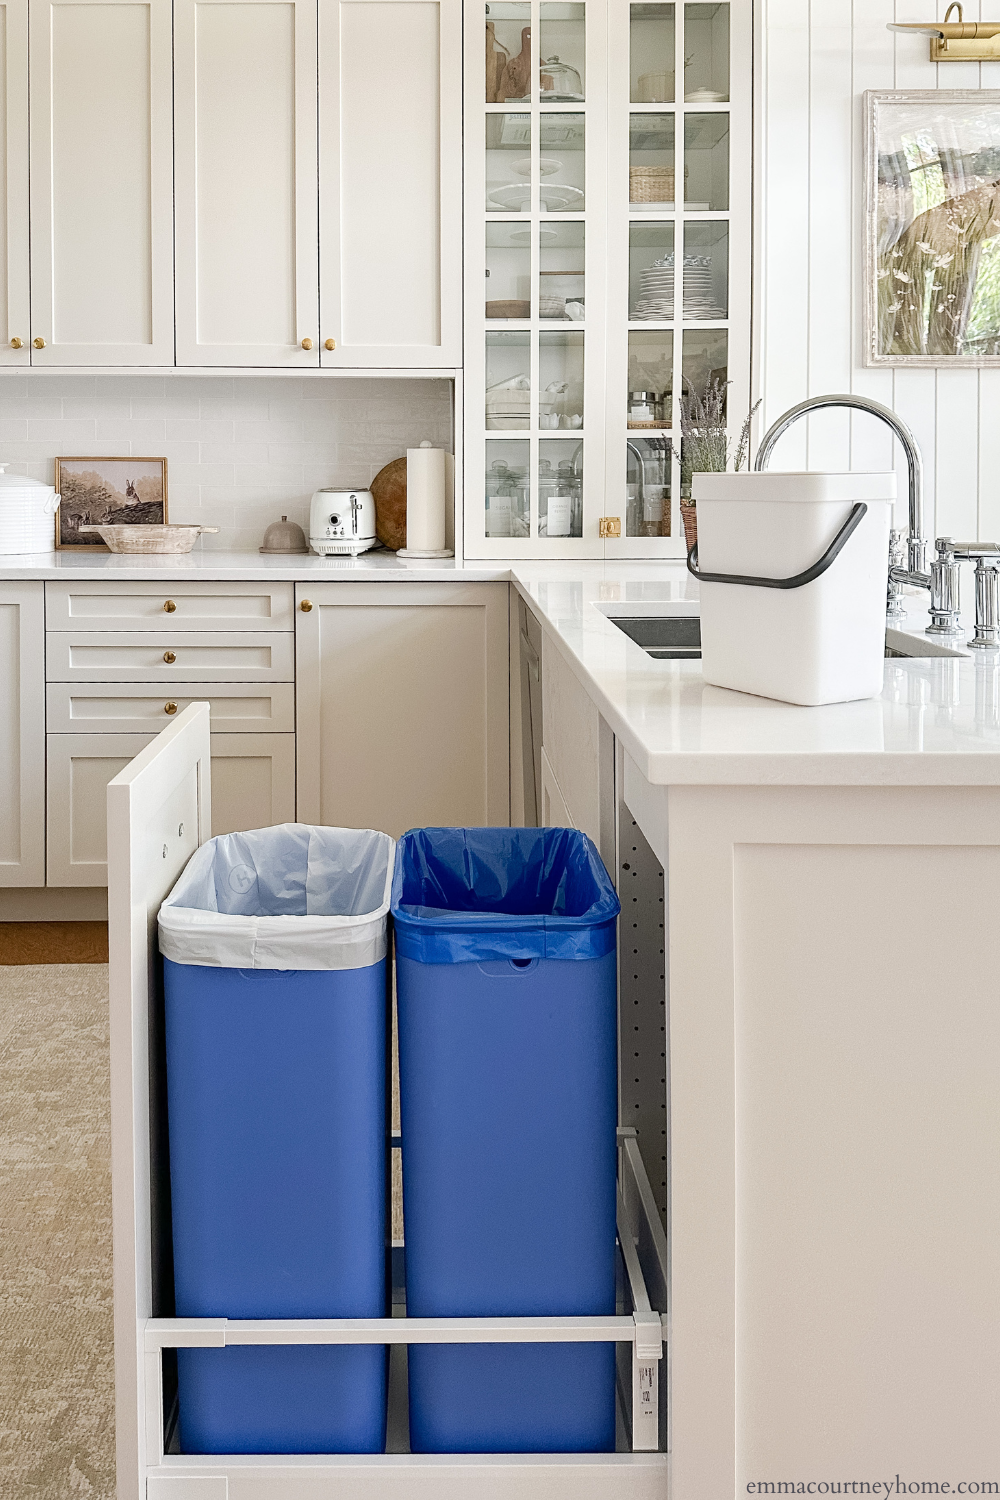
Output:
[
  {"xmin": 45, "ymin": 580, "xmax": 295, "ymax": 632},
  {"xmin": 46, "ymin": 732, "xmax": 296, "ymax": 886},
  {"xmin": 46, "ymin": 632, "xmax": 295, "ymax": 682},
  {"xmin": 46, "ymin": 681, "xmax": 295, "ymax": 734}
]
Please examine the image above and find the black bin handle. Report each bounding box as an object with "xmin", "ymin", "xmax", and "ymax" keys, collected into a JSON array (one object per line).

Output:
[{"xmin": 686, "ymin": 502, "xmax": 868, "ymax": 590}]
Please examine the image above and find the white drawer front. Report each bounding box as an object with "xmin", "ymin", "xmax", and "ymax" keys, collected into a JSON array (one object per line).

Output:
[
  {"xmin": 46, "ymin": 681, "xmax": 295, "ymax": 734},
  {"xmin": 46, "ymin": 731, "xmax": 296, "ymax": 886},
  {"xmin": 45, "ymin": 580, "xmax": 294, "ymax": 631},
  {"xmin": 46, "ymin": 632, "xmax": 295, "ymax": 682}
]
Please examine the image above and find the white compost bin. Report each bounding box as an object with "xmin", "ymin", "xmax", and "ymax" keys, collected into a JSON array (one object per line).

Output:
[{"xmin": 690, "ymin": 471, "xmax": 896, "ymax": 707}]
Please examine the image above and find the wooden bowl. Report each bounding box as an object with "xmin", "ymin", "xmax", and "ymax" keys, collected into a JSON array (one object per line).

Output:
[{"xmin": 78, "ymin": 524, "xmax": 219, "ymax": 554}]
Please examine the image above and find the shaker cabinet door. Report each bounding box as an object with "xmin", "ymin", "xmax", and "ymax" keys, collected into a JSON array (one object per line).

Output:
[
  {"xmin": 295, "ymin": 582, "xmax": 509, "ymax": 837},
  {"xmin": 0, "ymin": 582, "xmax": 44, "ymax": 886},
  {"xmin": 0, "ymin": 0, "xmax": 28, "ymax": 366},
  {"xmin": 173, "ymin": 0, "xmax": 319, "ymax": 366},
  {"xmin": 28, "ymin": 0, "xmax": 175, "ymax": 365},
  {"xmin": 318, "ymin": 0, "xmax": 462, "ymax": 368},
  {"xmin": 47, "ymin": 731, "xmax": 296, "ymax": 885}
]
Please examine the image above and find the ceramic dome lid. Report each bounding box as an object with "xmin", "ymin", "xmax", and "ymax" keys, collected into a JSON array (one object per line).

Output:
[{"xmin": 259, "ymin": 515, "xmax": 308, "ymax": 554}]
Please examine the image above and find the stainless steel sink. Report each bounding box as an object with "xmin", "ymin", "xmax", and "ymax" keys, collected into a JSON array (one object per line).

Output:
[{"xmin": 607, "ymin": 616, "xmax": 967, "ymax": 660}]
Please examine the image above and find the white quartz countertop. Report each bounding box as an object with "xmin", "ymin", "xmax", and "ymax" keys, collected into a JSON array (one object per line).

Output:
[
  {"xmin": 0, "ymin": 547, "xmax": 509, "ymax": 582},
  {"xmin": 510, "ymin": 562, "xmax": 1000, "ymax": 787},
  {"xmin": 6, "ymin": 547, "xmax": 1000, "ymax": 786}
]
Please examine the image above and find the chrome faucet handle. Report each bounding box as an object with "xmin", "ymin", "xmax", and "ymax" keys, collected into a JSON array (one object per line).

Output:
[
  {"xmin": 969, "ymin": 555, "xmax": 1000, "ymax": 650},
  {"xmin": 887, "ymin": 529, "xmax": 907, "ymax": 621},
  {"xmin": 927, "ymin": 536, "xmax": 963, "ymax": 637}
]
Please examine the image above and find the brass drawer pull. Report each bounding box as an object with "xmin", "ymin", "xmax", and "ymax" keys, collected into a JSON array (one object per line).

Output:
[
  {"xmin": 300, "ymin": 599, "xmax": 313, "ymax": 612},
  {"xmin": 33, "ymin": 337, "xmax": 45, "ymax": 349},
  {"xmin": 301, "ymin": 337, "xmax": 313, "ymax": 350},
  {"xmin": 163, "ymin": 650, "xmax": 176, "ymax": 664},
  {"xmin": 325, "ymin": 338, "xmax": 336, "ymax": 351},
  {"xmin": 164, "ymin": 701, "xmax": 178, "ymax": 715},
  {"xmin": 163, "ymin": 599, "xmax": 177, "ymax": 613},
  {"xmin": 10, "ymin": 337, "xmax": 22, "ymax": 349}
]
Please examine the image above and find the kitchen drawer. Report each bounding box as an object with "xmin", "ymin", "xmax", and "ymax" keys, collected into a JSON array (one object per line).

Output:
[
  {"xmin": 46, "ymin": 681, "xmax": 295, "ymax": 734},
  {"xmin": 46, "ymin": 632, "xmax": 295, "ymax": 682},
  {"xmin": 45, "ymin": 580, "xmax": 295, "ymax": 632},
  {"xmin": 46, "ymin": 731, "xmax": 296, "ymax": 886}
]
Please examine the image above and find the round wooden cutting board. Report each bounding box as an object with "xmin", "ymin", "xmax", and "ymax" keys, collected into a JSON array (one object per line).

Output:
[{"xmin": 371, "ymin": 457, "xmax": 407, "ymax": 551}]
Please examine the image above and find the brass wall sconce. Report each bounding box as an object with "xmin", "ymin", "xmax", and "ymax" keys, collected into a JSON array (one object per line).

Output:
[{"xmin": 889, "ymin": 3, "xmax": 1000, "ymax": 60}]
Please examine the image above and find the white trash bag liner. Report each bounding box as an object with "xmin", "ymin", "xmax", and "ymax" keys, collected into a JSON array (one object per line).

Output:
[{"xmin": 158, "ymin": 823, "xmax": 395, "ymax": 971}]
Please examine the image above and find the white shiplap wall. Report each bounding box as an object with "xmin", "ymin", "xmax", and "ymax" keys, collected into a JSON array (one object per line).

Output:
[{"xmin": 759, "ymin": 0, "xmax": 1000, "ymax": 541}]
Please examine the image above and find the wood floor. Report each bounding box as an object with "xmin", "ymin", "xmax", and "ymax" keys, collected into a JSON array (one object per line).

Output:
[{"xmin": 0, "ymin": 921, "xmax": 109, "ymax": 965}]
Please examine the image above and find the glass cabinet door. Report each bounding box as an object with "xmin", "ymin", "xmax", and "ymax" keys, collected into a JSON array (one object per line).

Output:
[
  {"xmin": 464, "ymin": 0, "xmax": 749, "ymax": 557},
  {"xmin": 465, "ymin": 0, "xmax": 606, "ymax": 555},
  {"xmin": 604, "ymin": 0, "xmax": 750, "ymax": 556}
]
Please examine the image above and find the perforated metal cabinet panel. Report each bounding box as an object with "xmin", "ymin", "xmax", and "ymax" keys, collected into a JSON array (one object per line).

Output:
[{"xmin": 618, "ymin": 806, "xmax": 668, "ymax": 1231}]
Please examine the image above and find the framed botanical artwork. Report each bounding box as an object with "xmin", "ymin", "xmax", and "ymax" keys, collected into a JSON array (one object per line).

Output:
[
  {"xmin": 55, "ymin": 456, "xmax": 168, "ymax": 547},
  {"xmin": 865, "ymin": 91, "xmax": 1000, "ymax": 365}
]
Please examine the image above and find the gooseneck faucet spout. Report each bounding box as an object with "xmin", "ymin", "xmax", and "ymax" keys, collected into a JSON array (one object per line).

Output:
[{"xmin": 752, "ymin": 392, "xmax": 948, "ymax": 628}]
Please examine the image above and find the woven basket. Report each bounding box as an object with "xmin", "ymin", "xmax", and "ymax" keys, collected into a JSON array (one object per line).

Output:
[
  {"xmin": 680, "ymin": 501, "xmax": 697, "ymax": 555},
  {"xmin": 486, "ymin": 299, "xmax": 530, "ymax": 319},
  {"xmin": 630, "ymin": 165, "xmax": 675, "ymax": 203}
]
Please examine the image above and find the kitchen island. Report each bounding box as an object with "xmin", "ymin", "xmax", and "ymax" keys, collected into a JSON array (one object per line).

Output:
[{"xmin": 4, "ymin": 547, "xmax": 999, "ymax": 1496}]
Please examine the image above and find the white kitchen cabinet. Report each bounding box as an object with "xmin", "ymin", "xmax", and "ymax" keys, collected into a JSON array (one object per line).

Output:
[
  {"xmin": 0, "ymin": 582, "xmax": 44, "ymax": 885},
  {"xmin": 46, "ymin": 730, "xmax": 295, "ymax": 885},
  {"xmin": 28, "ymin": 0, "xmax": 175, "ymax": 365},
  {"xmin": 295, "ymin": 581, "xmax": 509, "ymax": 837},
  {"xmin": 45, "ymin": 631, "xmax": 295, "ymax": 683},
  {"xmin": 173, "ymin": 0, "xmax": 320, "ymax": 367},
  {"xmin": 45, "ymin": 680, "xmax": 296, "ymax": 734},
  {"xmin": 0, "ymin": 0, "xmax": 28, "ymax": 365},
  {"xmin": 318, "ymin": 0, "xmax": 462, "ymax": 368}
]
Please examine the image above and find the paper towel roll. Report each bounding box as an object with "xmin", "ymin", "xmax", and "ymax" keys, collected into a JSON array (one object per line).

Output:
[{"xmin": 406, "ymin": 442, "xmax": 447, "ymax": 551}]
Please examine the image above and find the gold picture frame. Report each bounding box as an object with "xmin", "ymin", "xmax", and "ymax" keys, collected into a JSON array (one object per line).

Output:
[{"xmin": 55, "ymin": 456, "xmax": 169, "ymax": 548}]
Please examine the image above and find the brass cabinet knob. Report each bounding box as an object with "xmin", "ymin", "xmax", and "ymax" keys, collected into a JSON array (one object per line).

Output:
[
  {"xmin": 163, "ymin": 599, "xmax": 177, "ymax": 613},
  {"xmin": 299, "ymin": 599, "xmax": 313, "ymax": 612},
  {"xmin": 33, "ymin": 337, "xmax": 45, "ymax": 349},
  {"xmin": 163, "ymin": 650, "xmax": 176, "ymax": 664},
  {"xmin": 10, "ymin": 337, "xmax": 22, "ymax": 349},
  {"xmin": 301, "ymin": 337, "xmax": 313, "ymax": 350},
  {"xmin": 324, "ymin": 338, "xmax": 336, "ymax": 351},
  {"xmin": 164, "ymin": 701, "xmax": 178, "ymax": 715}
]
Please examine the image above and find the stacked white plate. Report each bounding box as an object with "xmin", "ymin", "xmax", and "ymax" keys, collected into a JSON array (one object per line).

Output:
[
  {"xmin": 633, "ymin": 253, "xmax": 726, "ymax": 320},
  {"xmin": 0, "ymin": 466, "xmax": 59, "ymax": 553}
]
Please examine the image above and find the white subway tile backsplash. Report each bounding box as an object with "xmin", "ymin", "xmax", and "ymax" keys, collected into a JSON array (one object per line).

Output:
[{"xmin": 0, "ymin": 372, "xmax": 452, "ymax": 550}]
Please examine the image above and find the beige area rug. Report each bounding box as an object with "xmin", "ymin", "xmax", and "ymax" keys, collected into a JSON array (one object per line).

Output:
[{"xmin": 0, "ymin": 964, "xmax": 115, "ymax": 1497}]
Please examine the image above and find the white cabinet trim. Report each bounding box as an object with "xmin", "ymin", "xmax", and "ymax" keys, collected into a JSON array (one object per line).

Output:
[{"xmin": 0, "ymin": 0, "xmax": 28, "ymax": 365}]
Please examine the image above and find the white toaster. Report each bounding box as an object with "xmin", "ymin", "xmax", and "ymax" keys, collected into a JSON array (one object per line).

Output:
[{"xmin": 309, "ymin": 488, "xmax": 378, "ymax": 556}]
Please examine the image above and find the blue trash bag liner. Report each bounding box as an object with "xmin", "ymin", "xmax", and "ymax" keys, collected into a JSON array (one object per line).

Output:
[
  {"xmin": 159, "ymin": 822, "xmax": 395, "ymax": 970},
  {"xmin": 391, "ymin": 826, "xmax": 620, "ymax": 963}
]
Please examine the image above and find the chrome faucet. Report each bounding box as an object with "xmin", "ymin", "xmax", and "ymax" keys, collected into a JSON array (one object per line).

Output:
[{"xmin": 754, "ymin": 393, "xmax": 966, "ymax": 637}]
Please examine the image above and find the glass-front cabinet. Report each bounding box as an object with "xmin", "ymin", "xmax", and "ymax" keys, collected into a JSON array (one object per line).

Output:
[{"xmin": 464, "ymin": 0, "xmax": 750, "ymax": 556}]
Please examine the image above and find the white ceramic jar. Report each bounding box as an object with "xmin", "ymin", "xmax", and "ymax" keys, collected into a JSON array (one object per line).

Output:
[{"xmin": 0, "ymin": 466, "xmax": 59, "ymax": 554}]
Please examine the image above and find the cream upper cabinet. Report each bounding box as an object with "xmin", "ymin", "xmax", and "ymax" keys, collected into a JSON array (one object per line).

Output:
[
  {"xmin": 0, "ymin": 0, "xmax": 28, "ymax": 365},
  {"xmin": 28, "ymin": 0, "xmax": 175, "ymax": 365},
  {"xmin": 0, "ymin": 582, "xmax": 44, "ymax": 885},
  {"xmin": 318, "ymin": 0, "xmax": 462, "ymax": 368},
  {"xmin": 173, "ymin": 0, "xmax": 320, "ymax": 366}
]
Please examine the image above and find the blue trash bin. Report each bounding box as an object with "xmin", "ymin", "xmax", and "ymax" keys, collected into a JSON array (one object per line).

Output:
[
  {"xmin": 391, "ymin": 826, "xmax": 621, "ymax": 1454},
  {"xmin": 158, "ymin": 823, "xmax": 395, "ymax": 1455}
]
